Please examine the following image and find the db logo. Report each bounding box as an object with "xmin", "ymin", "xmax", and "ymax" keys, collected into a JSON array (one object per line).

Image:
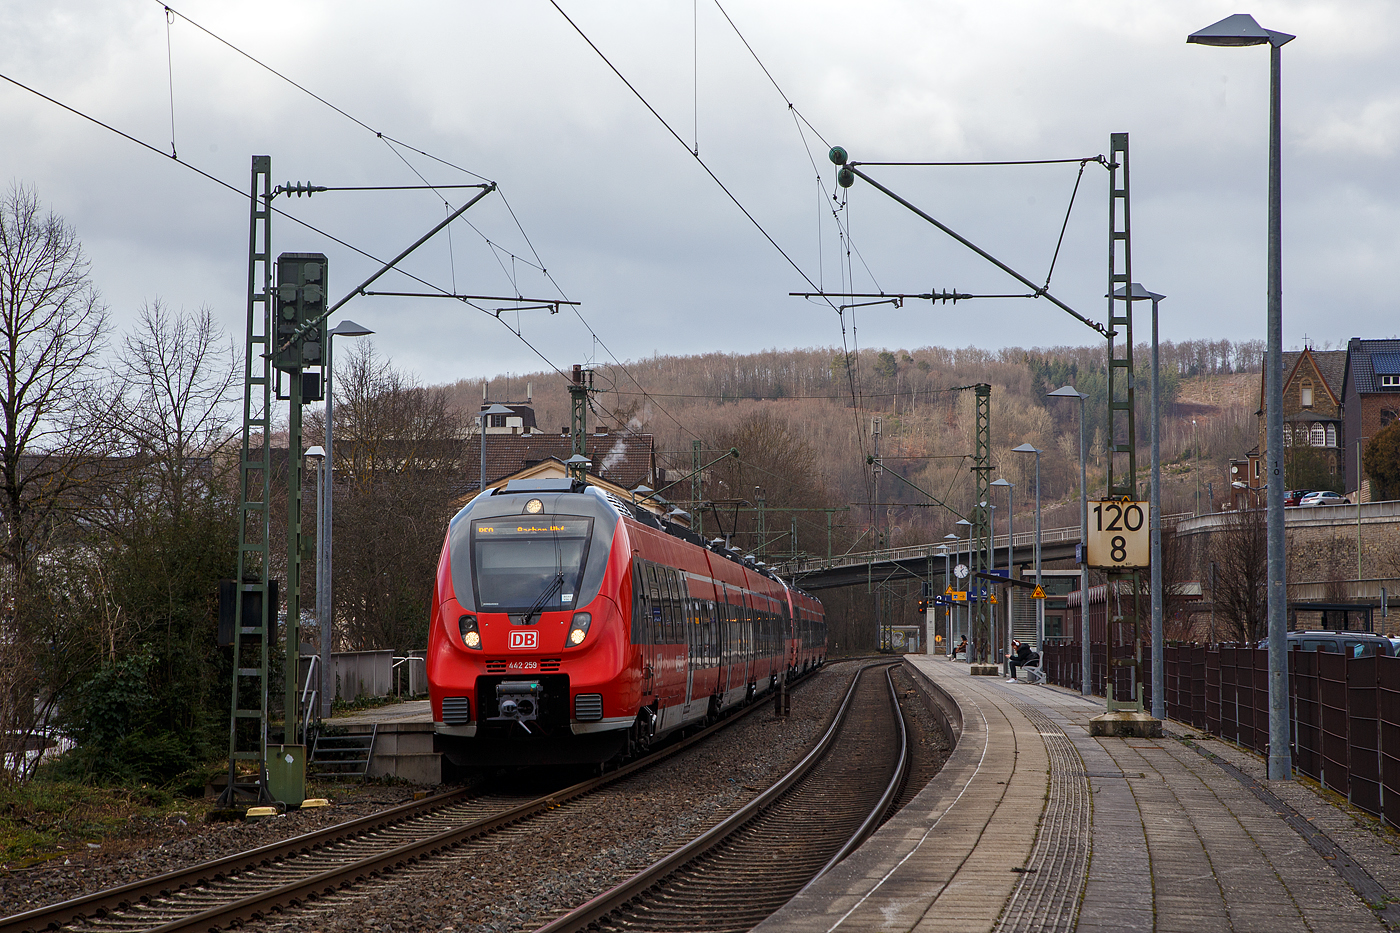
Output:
[{"xmin": 509, "ymin": 630, "xmax": 538, "ymax": 650}]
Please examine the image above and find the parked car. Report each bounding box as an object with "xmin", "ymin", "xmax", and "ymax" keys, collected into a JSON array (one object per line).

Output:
[
  {"xmin": 1299, "ymin": 490, "xmax": 1348, "ymax": 507},
  {"xmin": 1284, "ymin": 489, "xmax": 1314, "ymax": 506},
  {"xmin": 1285, "ymin": 630, "xmax": 1395, "ymax": 657}
]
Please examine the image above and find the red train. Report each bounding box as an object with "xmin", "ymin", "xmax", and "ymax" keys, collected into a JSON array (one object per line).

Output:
[{"xmin": 427, "ymin": 477, "xmax": 827, "ymax": 766}]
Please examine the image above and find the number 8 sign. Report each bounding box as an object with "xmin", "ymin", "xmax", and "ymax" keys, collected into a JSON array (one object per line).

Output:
[{"xmin": 1086, "ymin": 499, "xmax": 1151, "ymax": 570}]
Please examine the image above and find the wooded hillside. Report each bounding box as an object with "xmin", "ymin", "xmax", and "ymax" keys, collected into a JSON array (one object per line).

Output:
[{"xmin": 445, "ymin": 339, "xmax": 1262, "ymax": 559}]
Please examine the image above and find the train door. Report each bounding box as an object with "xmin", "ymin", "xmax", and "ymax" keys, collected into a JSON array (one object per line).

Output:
[
  {"xmin": 644, "ymin": 563, "xmax": 662, "ymax": 699},
  {"xmin": 728, "ymin": 585, "xmax": 739, "ymax": 694},
  {"xmin": 681, "ymin": 575, "xmax": 695, "ymax": 705}
]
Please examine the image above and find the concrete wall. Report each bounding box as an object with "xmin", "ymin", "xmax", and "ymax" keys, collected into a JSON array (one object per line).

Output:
[
  {"xmin": 333, "ymin": 650, "xmax": 393, "ymax": 700},
  {"xmin": 1172, "ymin": 502, "xmax": 1400, "ymax": 635}
]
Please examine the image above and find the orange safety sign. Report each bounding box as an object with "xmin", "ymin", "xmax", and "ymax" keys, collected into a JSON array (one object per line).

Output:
[{"xmin": 1031, "ymin": 585, "xmax": 1047, "ymax": 599}]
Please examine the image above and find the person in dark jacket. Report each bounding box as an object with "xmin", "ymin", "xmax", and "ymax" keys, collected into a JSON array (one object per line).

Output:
[{"xmin": 1007, "ymin": 639, "xmax": 1037, "ymax": 682}]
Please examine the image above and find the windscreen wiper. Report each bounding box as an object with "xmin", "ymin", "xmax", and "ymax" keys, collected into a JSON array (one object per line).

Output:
[{"xmin": 522, "ymin": 572, "xmax": 565, "ymax": 625}]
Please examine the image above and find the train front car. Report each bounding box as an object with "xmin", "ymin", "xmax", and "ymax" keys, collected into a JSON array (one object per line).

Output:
[{"xmin": 428, "ymin": 478, "xmax": 637, "ymax": 766}]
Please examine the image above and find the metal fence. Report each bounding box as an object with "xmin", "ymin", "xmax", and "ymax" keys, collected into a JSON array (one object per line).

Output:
[{"xmin": 1042, "ymin": 642, "xmax": 1400, "ymax": 828}]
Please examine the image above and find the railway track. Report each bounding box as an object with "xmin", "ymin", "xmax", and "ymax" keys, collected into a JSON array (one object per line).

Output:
[
  {"xmin": 534, "ymin": 661, "xmax": 909, "ymax": 933},
  {"xmin": 0, "ymin": 667, "xmax": 826, "ymax": 933}
]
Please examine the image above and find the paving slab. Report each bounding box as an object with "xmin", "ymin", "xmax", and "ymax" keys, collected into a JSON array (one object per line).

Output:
[{"xmin": 754, "ymin": 656, "xmax": 1399, "ymax": 932}]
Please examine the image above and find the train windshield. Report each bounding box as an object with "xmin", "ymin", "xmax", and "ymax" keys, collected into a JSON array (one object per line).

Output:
[
  {"xmin": 448, "ymin": 491, "xmax": 620, "ymax": 613},
  {"xmin": 471, "ymin": 519, "xmax": 593, "ymax": 613}
]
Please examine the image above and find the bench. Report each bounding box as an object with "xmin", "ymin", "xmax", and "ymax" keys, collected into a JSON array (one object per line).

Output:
[{"xmin": 1010, "ymin": 654, "xmax": 1044, "ymax": 684}]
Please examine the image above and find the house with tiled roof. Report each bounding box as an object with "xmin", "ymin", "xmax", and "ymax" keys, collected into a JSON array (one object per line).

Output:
[
  {"xmin": 1342, "ymin": 338, "xmax": 1400, "ymax": 497},
  {"xmin": 467, "ymin": 427, "xmax": 656, "ymax": 493},
  {"xmin": 1246, "ymin": 346, "xmax": 1347, "ymax": 490}
]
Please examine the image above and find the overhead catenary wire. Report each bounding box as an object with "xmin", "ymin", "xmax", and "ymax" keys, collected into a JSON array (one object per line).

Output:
[
  {"xmin": 149, "ymin": 2, "xmax": 704, "ymax": 449},
  {"xmin": 0, "ymin": 69, "xmax": 595, "ymax": 394},
  {"xmin": 153, "ymin": 0, "xmax": 865, "ymax": 480}
]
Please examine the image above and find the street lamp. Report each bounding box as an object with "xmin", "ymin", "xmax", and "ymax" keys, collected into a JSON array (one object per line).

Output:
[
  {"xmin": 955, "ymin": 519, "xmax": 972, "ymax": 658},
  {"xmin": 1189, "ymin": 11, "xmax": 1294, "ymax": 782},
  {"xmin": 565, "ymin": 453, "xmax": 591, "ymax": 482},
  {"xmin": 982, "ymin": 499, "xmax": 996, "ymax": 664},
  {"xmin": 304, "ymin": 445, "xmax": 325, "ymax": 720},
  {"xmin": 1047, "ymin": 385, "xmax": 1090, "ymax": 696},
  {"xmin": 1114, "ymin": 284, "xmax": 1167, "ymax": 720},
  {"xmin": 991, "ymin": 478, "xmax": 1014, "ymax": 674},
  {"xmin": 943, "ymin": 533, "xmax": 958, "ymax": 656},
  {"xmin": 1012, "ymin": 444, "xmax": 1043, "ymax": 655},
  {"xmin": 316, "ymin": 319, "xmax": 373, "ymax": 719}
]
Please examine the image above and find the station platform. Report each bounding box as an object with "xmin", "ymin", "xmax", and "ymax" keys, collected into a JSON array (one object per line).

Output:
[
  {"xmin": 324, "ymin": 700, "xmax": 440, "ymax": 784},
  {"xmin": 756, "ymin": 655, "xmax": 1400, "ymax": 933}
]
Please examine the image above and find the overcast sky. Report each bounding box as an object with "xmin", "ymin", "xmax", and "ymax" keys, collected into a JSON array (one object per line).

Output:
[{"xmin": 2, "ymin": 1, "xmax": 1396, "ymax": 389}]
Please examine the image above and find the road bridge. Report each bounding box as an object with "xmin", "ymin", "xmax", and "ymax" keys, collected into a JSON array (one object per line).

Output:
[
  {"xmin": 772, "ymin": 523, "xmax": 1083, "ymax": 591},
  {"xmin": 775, "ymin": 512, "xmax": 1196, "ymax": 591}
]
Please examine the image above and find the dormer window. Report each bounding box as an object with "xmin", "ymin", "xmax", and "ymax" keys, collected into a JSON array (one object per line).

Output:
[
  {"xmin": 1300, "ymin": 382, "xmax": 1313, "ymax": 407},
  {"xmin": 1382, "ymin": 374, "xmax": 1400, "ymax": 388}
]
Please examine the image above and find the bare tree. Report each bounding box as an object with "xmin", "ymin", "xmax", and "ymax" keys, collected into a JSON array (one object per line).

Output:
[
  {"xmin": 1208, "ymin": 506, "xmax": 1268, "ymax": 643},
  {"xmin": 0, "ymin": 184, "xmax": 109, "ymax": 593},
  {"xmin": 103, "ymin": 300, "xmax": 239, "ymax": 529},
  {"xmin": 326, "ymin": 343, "xmax": 465, "ymax": 650}
]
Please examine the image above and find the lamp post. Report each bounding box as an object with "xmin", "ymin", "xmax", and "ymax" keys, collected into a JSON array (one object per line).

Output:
[
  {"xmin": 943, "ymin": 533, "xmax": 958, "ymax": 656},
  {"xmin": 305, "ymin": 445, "xmax": 325, "ymax": 717},
  {"xmin": 991, "ymin": 478, "xmax": 1014, "ymax": 673},
  {"xmin": 937, "ymin": 544, "xmax": 950, "ymax": 655},
  {"xmin": 1113, "ymin": 284, "xmax": 1167, "ymax": 719},
  {"xmin": 982, "ymin": 500, "xmax": 996, "ymax": 663},
  {"xmin": 1189, "ymin": 12, "xmax": 1294, "ymax": 781},
  {"xmin": 1047, "ymin": 385, "xmax": 1090, "ymax": 695},
  {"xmin": 955, "ymin": 519, "xmax": 972, "ymax": 657},
  {"xmin": 317, "ymin": 319, "xmax": 373, "ymax": 720},
  {"xmin": 1150, "ymin": 290, "xmax": 1166, "ymax": 720},
  {"xmin": 1013, "ymin": 444, "xmax": 1043, "ymax": 654}
]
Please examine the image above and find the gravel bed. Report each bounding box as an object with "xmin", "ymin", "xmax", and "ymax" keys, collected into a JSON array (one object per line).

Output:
[
  {"xmin": 0, "ymin": 785, "xmax": 423, "ymax": 918},
  {"xmin": 888, "ymin": 663, "xmax": 953, "ymax": 817},
  {"xmin": 252, "ymin": 661, "xmax": 871, "ymax": 933}
]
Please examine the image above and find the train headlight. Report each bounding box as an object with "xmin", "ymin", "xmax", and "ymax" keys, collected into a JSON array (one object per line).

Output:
[
  {"xmin": 568, "ymin": 611, "xmax": 592, "ymax": 646},
  {"xmin": 458, "ymin": 614, "xmax": 482, "ymax": 650}
]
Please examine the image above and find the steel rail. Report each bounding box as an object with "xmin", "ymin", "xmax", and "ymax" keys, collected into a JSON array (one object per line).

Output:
[
  {"xmin": 803, "ymin": 664, "xmax": 909, "ymax": 887},
  {"xmin": 533, "ymin": 662, "xmax": 906, "ymax": 933},
  {"xmin": 0, "ymin": 787, "xmax": 474, "ymax": 933},
  {"xmin": 2, "ymin": 667, "xmax": 824, "ymax": 933}
]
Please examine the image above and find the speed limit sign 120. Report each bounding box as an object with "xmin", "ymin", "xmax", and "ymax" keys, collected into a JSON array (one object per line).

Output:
[{"xmin": 1086, "ymin": 499, "xmax": 1150, "ymax": 570}]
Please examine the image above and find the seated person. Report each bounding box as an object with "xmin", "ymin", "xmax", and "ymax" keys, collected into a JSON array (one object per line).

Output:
[
  {"xmin": 955, "ymin": 635, "xmax": 968, "ymax": 660},
  {"xmin": 1007, "ymin": 639, "xmax": 1040, "ymax": 682}
]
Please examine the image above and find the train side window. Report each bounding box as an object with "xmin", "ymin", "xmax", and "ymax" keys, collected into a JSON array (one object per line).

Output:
[
  {"xmin": 665, "ymin": 569, "xmax": 680, "ymax": 643},
  {"xmin": 657, "ymin": 567, "xmax": 672, "ymax": 643},
  {"xmin": 647, "ymin": 564, "xmax": 663, "ymax": 645}
]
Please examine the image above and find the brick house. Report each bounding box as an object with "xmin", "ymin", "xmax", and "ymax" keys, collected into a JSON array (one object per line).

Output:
[
  {"xmin": 1342, "ymin": 338, "xmax": 1400, "ymax": 499},
  {"xmin": 1247, "ymin": 346, "xmax": 1347, "ymax": 490}
]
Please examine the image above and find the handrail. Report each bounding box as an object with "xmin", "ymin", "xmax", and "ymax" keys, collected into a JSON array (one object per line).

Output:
[{"xmin": 773, "ymin": 512, "xmax": 1194, "ymax": 577}]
